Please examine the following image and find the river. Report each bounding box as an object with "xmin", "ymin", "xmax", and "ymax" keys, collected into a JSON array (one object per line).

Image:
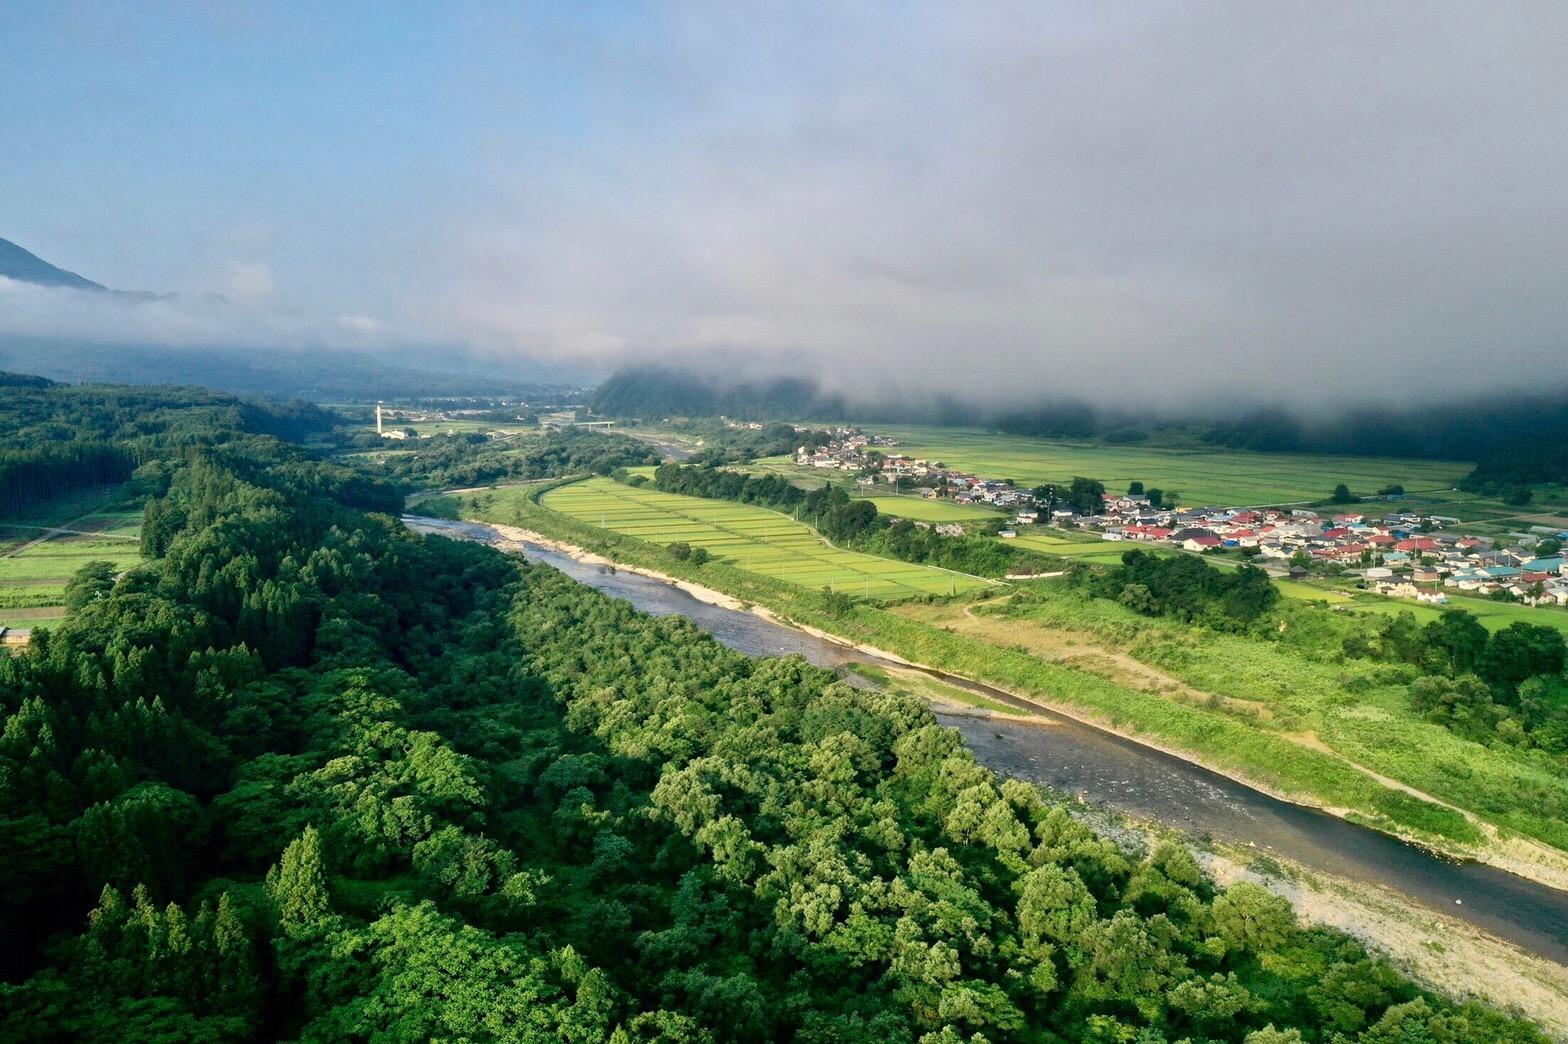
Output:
[{"xmin": 410, "ymin": 515, "xmax": 1568, "ymax": 966}]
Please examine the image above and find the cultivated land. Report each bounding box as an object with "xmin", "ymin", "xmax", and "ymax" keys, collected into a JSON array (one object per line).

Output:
[
  {"xmin": 528, "ymin": 478, "xmax": 993, "ymax": 600},
  {"xmin": 1004, "ymin": 530, "xmax": 1142, "ymax": 566},
  {"xmin": 823, "ymin": 424, "xmax": 1473, "ymax": 505},
  {"xmin": 859, "ymin": 495, "xmax": 1002, "ymax": 522},
  {"xmin": 0, "ymin": 488, "xmax": 141, "ymax": 632}
]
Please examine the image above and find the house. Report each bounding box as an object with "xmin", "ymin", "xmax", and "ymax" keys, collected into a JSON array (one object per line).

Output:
[{"xmin": 1182, "ymin": 535, "xmax": 1223, "ymax": 552}]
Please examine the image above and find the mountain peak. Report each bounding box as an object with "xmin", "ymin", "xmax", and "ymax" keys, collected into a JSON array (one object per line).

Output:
[{"xmin": 0, "ymin": 237, "xmax": 106, "ymax": 291}]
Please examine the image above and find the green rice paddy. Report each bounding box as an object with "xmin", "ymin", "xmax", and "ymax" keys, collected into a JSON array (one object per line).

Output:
[
  {"xmin": 0, "ymin": 505, "xmax": 142, "ymax": 632},
  {"xmin": 859, "ymin": 496, "xmax": 1002, "ymax": 523},
  {"xmin": 837, "ymin": 425, "xmax": 1472, "ymax": 506},
  {"xmin": 541, "ymin": 478, "xmax": 991, "ymax": 600},
  {"xmin": 1002, "ymin": 531, "xmax": 1137, "ymax": 565}
]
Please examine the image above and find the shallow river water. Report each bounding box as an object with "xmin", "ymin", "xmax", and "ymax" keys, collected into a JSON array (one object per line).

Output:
[{"xmin": 411, "ymin": 515, "xmax": 1568, "ymax": 965}]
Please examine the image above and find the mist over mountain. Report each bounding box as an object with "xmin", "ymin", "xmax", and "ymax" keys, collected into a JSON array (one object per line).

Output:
[
  {"xmin": 0, "ymin": 338, "xmax": 580, "ymax": 402},
  {"xmin": 0, "ymin": 237, "xmax": 106, "ymax": 291},
  {"xmin": 591, "ymin": 364, "xmax": 1568, "ymax": 474},
  {"xmin": 0, "ymin": 238, "xmax": 593, "ymax": 398},
  {"xmin": 7, "ymin": 7, "xmax": 1568, "ymax": 410}
]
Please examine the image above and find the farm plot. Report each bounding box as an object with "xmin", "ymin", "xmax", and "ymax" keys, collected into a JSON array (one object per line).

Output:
[
  {"xmin": 860, "ymin": 496, "xmax": 1002, "ymax": 523},
  {"xmin": 851, "ymin": 425, "xmax": 1471, "ymax": 507},
  {"xmin": 1002, "ymin": 531, "xmax": 1140, "ymax": 565},
  {"xmin": 542, "ymin": 479, "xmax": 990, "ymax": 600},
  {"xmin": 0, "ymin": 510, "xmax": 142, "ymax": 631}
]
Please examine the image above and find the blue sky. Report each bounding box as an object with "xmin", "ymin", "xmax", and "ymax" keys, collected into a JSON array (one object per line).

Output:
[{"xmin": 3, "ymin": 3, "xmax": 1566, "ymax": 403}]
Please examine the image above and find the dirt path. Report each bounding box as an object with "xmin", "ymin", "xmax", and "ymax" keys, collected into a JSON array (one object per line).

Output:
[
  {"xmin": 951, "ymin": 602, "xmax": 1234, "ymax": 706},
  {"xmin": 0, "ymin": 513, "xmax": 111, "ymax": 559}
]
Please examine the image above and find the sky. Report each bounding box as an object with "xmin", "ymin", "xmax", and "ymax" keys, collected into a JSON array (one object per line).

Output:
[{"xmin": 3, "ymin": 1, "xmax": 1565, "ymax": 405}]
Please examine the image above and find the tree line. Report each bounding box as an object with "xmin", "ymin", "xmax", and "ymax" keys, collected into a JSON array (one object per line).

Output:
[
  {"xmin": 1352, "ymin": 609, "xmax": 1568, "ymax": 753},
  {"xmin": 367, "ymin": 429, "xmax": 659, "ymax": 492},
  {"xmin": 1086, "ymin": 550, "xmax": 1281, "ymax": 630},
  {"xmin": 650, "ymin": 464, "xmax": 1044, "ymax": 578}
]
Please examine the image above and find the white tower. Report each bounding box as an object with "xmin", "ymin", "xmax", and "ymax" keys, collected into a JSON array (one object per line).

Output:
[{"xmin": 376, "ymin": 401, "xmax": 384, "ymax": 435}]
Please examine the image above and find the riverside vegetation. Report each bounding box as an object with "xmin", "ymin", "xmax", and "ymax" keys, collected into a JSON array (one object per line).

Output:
[
  {"xmin": 0, "ymin": 382, "xmax": 1550, "ymax": 1041},
  {"xmin": 470, "ymin": 470, "xmax": 1568, "ymax": 868}
]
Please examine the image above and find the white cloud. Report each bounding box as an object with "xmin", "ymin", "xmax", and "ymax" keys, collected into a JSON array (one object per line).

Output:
[
  {"xmin": 337, "ymin": 313, "xmax": 387, "ymax": 333},
  {"xmin": 222, "ymin": 260, "xmax": 274, "ymax": 304}
]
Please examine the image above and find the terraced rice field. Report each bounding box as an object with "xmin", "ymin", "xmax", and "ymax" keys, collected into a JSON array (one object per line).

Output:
[
  {"xmin": 542, "ymin": 478, "xmax": 991, "ymax": 599},
  {"xmin": 860, "ymin": 496, "xmax": 1002, "ymax": 523},
  {"xmin": 0, "ymin": 509, "xmax": 142, "ymax": 631},
  {"xmin": 846, "ymin": 425, "xmax": 1472, "ymax": 506}
]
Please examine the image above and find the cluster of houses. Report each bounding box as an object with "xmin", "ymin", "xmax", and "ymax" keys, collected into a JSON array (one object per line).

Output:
[
  {"xmin": 796, "ymin": 441, "xmax": 1039, "ymax": 510},
  {"xmin": 1088, "ymin": 496, "xmax": 1568, "ymax": 607},
  {"xmin": 794, "ymin": 428, "xmax": 904, "ymax": 471},
  {"xmin": 787, "ymin": 428, "xmax": 1568, "ymax": 609}
]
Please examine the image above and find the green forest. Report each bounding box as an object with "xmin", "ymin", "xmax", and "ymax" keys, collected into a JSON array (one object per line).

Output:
[{"xmin": 0, "ymin": 381, "xmax": 1551, "ymax": 1041}]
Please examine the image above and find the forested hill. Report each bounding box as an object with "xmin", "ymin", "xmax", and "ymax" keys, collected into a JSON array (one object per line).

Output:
[
  {"xmin": 0, "ymin": 389, "xmax": 1548, "ymax": 1040},
  {"xmin": 0, "ymin": 379, "xmax": 338, "ymax": 518}
]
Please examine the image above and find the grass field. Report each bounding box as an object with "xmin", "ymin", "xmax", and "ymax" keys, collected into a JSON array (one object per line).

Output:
[
  {"xmin": 1341, "ymin": 591, "xmax": 1568, "ymax": 634},
  {"xmin": 1003, "ymin": 531, "xmax": 1140, "ymax": 565},
  {"xmin": 535, "ymin": 478, "xmax": 991, "ymax": 600},
  {"xmin": 835, "ymin": 425, "xmax": 1472, "ymax": 506},
  {"xmin": 860, "ymin": 496, "xmax": 1002, "ymax": 523},
  {"xmin": 0, "ymin": 493, "xmax": 142, "ymax": 631}
]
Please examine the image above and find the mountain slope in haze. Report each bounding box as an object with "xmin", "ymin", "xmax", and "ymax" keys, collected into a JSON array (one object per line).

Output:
[
  {"xmin": 0, "ymin": 338, "xmax": 578, "ymax": 402},
  {"xmin": 0, "ymin": 237, "xmax": 592, "ymax": 400},
  {"xmin": 0, "ymin": 237, "xmax": 106, "ymax": 291}
]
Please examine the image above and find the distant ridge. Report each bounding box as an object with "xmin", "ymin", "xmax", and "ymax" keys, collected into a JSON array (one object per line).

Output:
[{"xmin": 0, "ymin": 237, "xmax": 106, "ymax": 291}]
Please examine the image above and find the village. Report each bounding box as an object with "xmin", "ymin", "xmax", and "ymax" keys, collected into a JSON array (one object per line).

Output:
[{"xmin": 794, "ymin": 429, "xmax": 1568, "ymax": 608}]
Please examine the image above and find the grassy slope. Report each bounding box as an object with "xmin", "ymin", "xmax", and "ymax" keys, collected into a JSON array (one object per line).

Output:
[{"xmin": 950, "ymin": 589, "xmax": 1568, "ymax": 850}]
